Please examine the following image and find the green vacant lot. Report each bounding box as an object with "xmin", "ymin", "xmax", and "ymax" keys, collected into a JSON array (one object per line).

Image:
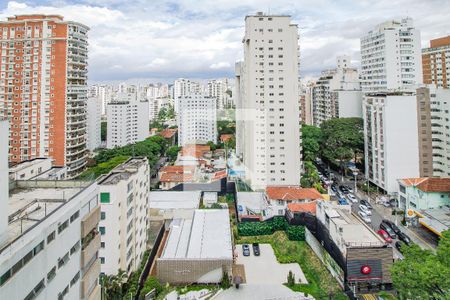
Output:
[{"xmin": 238, "ymin": 231, "xmax": 347, "ymax": 300}]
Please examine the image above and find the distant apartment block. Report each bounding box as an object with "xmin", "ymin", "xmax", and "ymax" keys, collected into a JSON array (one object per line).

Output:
[
  {"xmin": 207, "ymin": 79, "xmax": 232, "ymax": 109},
  {"xmin": 106, "ymin": 89, "xmax": 149, "ymax": 149},
  {"xmin": 0, "ymin": 128, "xmax": 101, "ymax": 300},
  {"xmin": 0, "ymin": 15, "xmax": 90, "ymax": 178},
  {"xmin": 363, "ymin": 92, "xmax": 420, "ymax": 193},
  {"xmin": 173, "ymin": 78, "xmax": 201, "ymax": 113},
  {"xmin": 416, "ymin": 87, "xmax": 450, "ymax": 177},
  {"xmin": 422, "ymin": 36, "xmax": 450, "ymax": 89},
  {"xmin": 360, "ymin": 18, "xmax": 422, "ymax": 92},
  {"xmin": 236, "ymin": 13, "xmax": 302, "ymax": 190},
  {"xmin": 86, "ymin": 96, "xmax": 102, "ymax": 151},
  {"xmin": 177, "ymin": 94, "xmax": 217, "ymax": 146},
  {"xmin": 97, "ymin": 157, "xmax": 150, "ymax": 276},
  {"xmin": 312, "ymin": 55, "xmax": 362, "ymax": 126}
]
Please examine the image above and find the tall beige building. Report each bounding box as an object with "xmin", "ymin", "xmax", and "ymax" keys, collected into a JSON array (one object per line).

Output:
[
  {"xmin": 422, "ymin": 36, "xmax": 450, "ymax": 89},
  {"xmin": 236, "ymin": 13, "xmax": 302, "ymax": 191}
]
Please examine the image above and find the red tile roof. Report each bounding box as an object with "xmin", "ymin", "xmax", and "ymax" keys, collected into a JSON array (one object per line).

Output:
[
  {"xmin": 220, "ymin": 134, "xmax": 234, "ymax": 142},
  {"xmin": 160, "ymin": 173, "xmax": 194, "ymax": 183},
  {"xmin": 266, "ymin": 186, "xmax": 324, "ymax": 201},
  {"xmin": 159, "ymin": 165, "xmax": 195, "ymax": 174},
  {"xmin": 400, "ymin": 177, "xmax": 450, "ymax": 193},
  {"xmin": 159, "ymin": 128, "xmax": 177, "ymax": 139},
  {"xmin": 287, "ymin": 201, "xmax": 317, "ymax": 215},
  {"xmin": 180, "ymin": 144, "xmax": 210, "ymax": 158},
  {"xmin": 212, "ymin": 169, "xmax": 227, "ymax": 180}
]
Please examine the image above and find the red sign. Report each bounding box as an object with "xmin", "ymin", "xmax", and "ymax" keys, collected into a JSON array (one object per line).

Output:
[{"xmin": 361, "ymin": 265, "xmax": 372, "ymax": 275}]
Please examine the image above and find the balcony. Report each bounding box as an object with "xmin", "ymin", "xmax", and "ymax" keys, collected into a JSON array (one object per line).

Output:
[
  {"xmin": 81, "ymin": 206, "xmax": 100, "ymax": 238},
  {"xmin": 80, "ymin": 259, "xmax": 100, "ymax": 300},
  {"xmin": 81, "ymin": 233, "xmax": 100, "ymax": 269}
]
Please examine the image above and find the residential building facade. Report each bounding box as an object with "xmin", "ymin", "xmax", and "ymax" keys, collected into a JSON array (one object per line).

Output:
[
  {"xmin": 235, "ymin": 13, "xmax": 302, "ymax": 190},
  {"xmin": 86, "ymin": 96, "xmax": 101, "ymax": 151},
  {"xmin": 0, "ymin": 15, "xmax": 90, "ymax": 178},
  {"xmin": 173, "ymin": 78, "xmax": 201, "ymax": 113},
  {"xmin": 207, "ymin": 79, "xmax": 232, "ymax": 109},
  {"xmin": 422, "ymin": 36, "xmax": 450, "ymax": 89},
  {"xmin": 97, "ymin": 157, "xmax": 150, "ymax": 276},
  {"xmin": 312, "ymin": 55, "xmax": 362, "ymax": 126},
  {"xmin": 360, "ymin": 18, "xmax": 422, "ymax": 92},
  {"xmin": 177, "ymin": 94, "xmax": 217, "ymax": 146},
  {"xmin": 397, "ymin": 177, "xmax": 450, "ymax": 211}
]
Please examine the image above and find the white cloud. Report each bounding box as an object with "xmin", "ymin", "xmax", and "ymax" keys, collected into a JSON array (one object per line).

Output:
[{"xmin": 1, "ymin": 0, "xmax": 449, "ymax": 82}]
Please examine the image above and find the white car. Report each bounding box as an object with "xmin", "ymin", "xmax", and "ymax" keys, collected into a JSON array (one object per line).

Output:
[
  {"xmin": 347, "ymin": 194, "xmax": 357, "ymax": 203},
  {"xmin": 359, "ymin": 204, "xmax": 372, "ymax": 216},
  {"xmin": 347, "ymin": 186, "xmax": 354, "ymax": 193},
  {"xmin": 358, "ymin": 211, "xmax": 371, "ymax": 223}
]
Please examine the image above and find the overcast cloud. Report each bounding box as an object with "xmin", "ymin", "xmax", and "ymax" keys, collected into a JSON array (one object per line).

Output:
[{"xmin": 1, "ymin": 0, "xmax": 449, "ymax": 83}]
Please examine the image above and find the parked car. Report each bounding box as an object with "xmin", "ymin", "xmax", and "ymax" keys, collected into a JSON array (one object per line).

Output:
[
  {"xmin": 338, "ymin": 198, "xmax": 349, "ymax": 205},
  {"xmin": 252, "ymin": 243, "xmax": 260, "ymax": 256},
  {"xmin": 359, "ymin": 204, "xmax": 372, "ymax": 216},
  {"xmin": 382, "ymin": 219, "xmax": 401, "ymax": 235},
  {"xmin": 397, "ymin": 231, "xmax": 412, "ymax": 245},
  {"xmin": 379, "ymin": 222, "xmax": 397, "ymax": 239},
  {"xmin": 395, "ymin": 241, "xmax": 405, "ymax": 253},
  {"xmin": 242, "ymin": 244, "xmax": 250, "ymax": 256},
  {"xmin": 360, "ymin": 199, "xmax": 373, "ymax": 209},
  {"xmin": 346, "ymin": 186, "xmax": 354, "ymax": 193},
  {"xmin": 377, "ymin": 229, "xmax": 393, "ymax": 243},
  {"xmin": 331, "ymin": 185, "xmax": 337, "ymax": 192},
  {"xmin": 382, "ymin": 201, "xmax": 391, "ymax": 207},
  {"xmin": 347, "ymin": 194, "xmax": 358, "ymax": 203},
  {"xmin": 358, "ymin": 211, "xmax": 371, "ymax": 223}
]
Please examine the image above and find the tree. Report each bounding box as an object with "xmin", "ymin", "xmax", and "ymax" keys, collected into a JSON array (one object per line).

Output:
[
  {"xmin": 139, "ymin": 276, "xmax": 162, "ymax": 299},
  {"xmin": 320, "ymin": 118, "xmax": 364, "ymax": 176},
  {"xmin": 100, "ymin": 270, "xmax": 128, "ymax": 300},
  {"xmin": 300, "ymin": 161, "xmax": 325, "ymax": 193},
  {"xmin": 301, "ymin": 124, "xmax": 323, "ymax": 162},
  {"xmin": 101, "ymin": 121, "xmax": 107, "ymax": 141},
  {"xmin": 391, "ymin": 230, "xmax": 450, "ymax": 299},
  {"xmin": 287, "ymin": 270, "xmax": 295, "ymax": 286},
  {"xmin": 220, "ymin": 270, "xmax": 231, "ymax": 289},
  {"xmin": 166, "ymin": 145, "xmax": 181, "ymax": 162},
  {"xmin": 217, "ymin": 120, "xmax": 235, "ymax": 135}
]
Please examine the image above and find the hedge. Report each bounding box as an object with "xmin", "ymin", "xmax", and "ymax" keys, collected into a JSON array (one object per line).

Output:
[{"xmin": 237, "ymin": 216, "xmax": 305, "ymax": 241}]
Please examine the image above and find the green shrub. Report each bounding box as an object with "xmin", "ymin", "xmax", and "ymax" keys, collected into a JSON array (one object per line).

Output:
[
  {"xmin": 238, "ymin": 221, "xmax": 273, "ymax": 236},
  {"xmin": 286, "ymin": 226, "xmax": 305, "ymax": 241},
  {"xmin": 140, "ymin": 276, "xmax": 162, "ymax": 299},
  {"xmin": 271, "ymin": 216, "xmax": 288, "ymax": 231}
]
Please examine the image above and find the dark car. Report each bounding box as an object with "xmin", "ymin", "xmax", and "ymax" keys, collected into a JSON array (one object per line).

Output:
[
  {"xmin": 395, "ymin": 241, "xmax": 404, "ymax": 253},
  {"xmin": 252, "ymin": 243, "xmax": 260, "ymax": 256},
  {"xmin": 242, "ymin": 244, "xmax": 250, "ymax": 256},
  {"xmin": 382, "ymin": 219, "xmax": 401, "ymax": 235},
  {"xmin": 397, "ymin": 231, "xmax": 411, "ymax": 245},
  {"xmin": 380, "ymin": 222, "xmax": 397, "ymax": 239},
  {"xmin": 360, "ymin": 199, "xmax": 373, "ymax": 209}
]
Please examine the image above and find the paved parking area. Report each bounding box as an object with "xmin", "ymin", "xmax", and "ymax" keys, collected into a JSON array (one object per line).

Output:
[{"xmin": 236, "ymin": 244, "xmax": 307, "ymax": 285}]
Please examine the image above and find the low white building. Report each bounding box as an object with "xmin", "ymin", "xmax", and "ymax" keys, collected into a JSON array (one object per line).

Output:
[
  {"xmin": 236, "ymin": 192, "xmax": 270, "ymax": 221},
  {"xmin": 149, "ymin": 191, "xmax": 201, "ymax": 222},
  {"xmin": 157, "ymin": 209, "xmax": 233, "ymax": 284},
  {"xmin": 86, "ymin": 96, "xmax": 102, "ymax": 151},
  {"xmin": 0, "ymin": 175, "xmax": 101, "ymax": 300},
  {"xmin": 363, "ymin": 92, "xmax": 420, "ymax": 193},
  {"xmin": 97, "ymin": 157, "xmax": 150, "ymax": 276},
  {"xmin": 8, "ymin": 158, "xmax": 53, "ymax": 180},
  {"xmin": 177, "ymin": 94, "xmax": 217, "ymax": 146},
  {"xmin": 106, "ymin": 93, "xmax": 149, "ymax": 149}
]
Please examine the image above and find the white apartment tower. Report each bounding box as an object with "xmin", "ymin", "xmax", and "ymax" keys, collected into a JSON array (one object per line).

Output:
[
  {"xmin": 177, "ymin": 94, "xmax": 217, "ymax": 146},
  {"xmin": 312, "ymin": 55, "xmax": 362, "ymax": 126},
  {"xmin": 106, "ymin": 89, "xmax": 149, "ymax": 149},
  {"xmin": 207, "ymin": 79, "xmax": 231, "ymax": 109},
  {"xmin": 173, "ymin": 79, "xmax": 201, "ymax": 113},
  {"xmin": 236, "ymin": 13, "xmax": 302, "ymax": 191},
  {"xmin": 97, "ymin": 157, "xmax": 150, "ymax": 275},
  {"xmin": 86, "ymin": 96, "xmax": 102, "ymax": 151},
  {"xmin": 360, "ymin": 18, "xmax": 422, "ymax": 92}
]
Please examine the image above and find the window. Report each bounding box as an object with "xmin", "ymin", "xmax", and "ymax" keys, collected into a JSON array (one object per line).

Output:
[
  {"xmin": 100, "ymin": 212, "xmax": 106, "ymax": 220},
  {"xmin": 47, "ymin": 266, "xmax": 56, "ymax": 282},
  {"xmin": 100, "ymin": 257, "xmax": 105, "ymax": 264},
  {"xmin": 70, "ymin": 272, "xmax": 80, "ymax": 287},
  {"xmin": 70, "ymin": 211, "xmax": 79, "ymax": 223},
  {"xmin": 99, "ymin": 227, "xmax": 106, "ymax": 235},
  {"xmin": 24, "ymin": 279, "xmax": 45, "ymax": 300},
  {"xmin": 33, "ymin": 241, "xmax": 44, "ymax": 256},
  {"xmin": 47, "ymin": 231, "xmax": 55, "ymax": 244},
  {"xmin": 100, "ymin": 192, "xmax": 110, "ymax": 203},
  {"xmin": 58, "ymin": 220, "xmax": 69, "ymax": 234},
  {"xmin": 101, "ymin": 242, "xmax": 105, "ymax": 248}
]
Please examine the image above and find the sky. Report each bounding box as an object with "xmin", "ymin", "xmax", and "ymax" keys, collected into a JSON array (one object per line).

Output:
[{"xmin": 0, "ymin": 0, "xmax": 449, "ymax": 83}]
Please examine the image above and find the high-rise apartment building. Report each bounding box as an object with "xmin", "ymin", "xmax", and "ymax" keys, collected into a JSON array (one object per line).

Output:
[
  {"xmin": 97, "ymin": 157, "xmax": 149, "ymax": 276},
  {"xmin": 236, "ymin": 13, "xmax": 302, "ymax": 191},
  {"xmin": 363, "ymin": 92, "xmax": 420, "ymax": 194},
  {"xmin": 207, "ymin": 79, "xmax": 232, "ymax": 109},
  {"xmin": 173, "ymin": 78, "xmax": 201, "ymax": 113},
  {"xmin": 360, "ymin": 18, "xmax": 422, "ymax": 92},
  {"xmin": 86, "ymin": 96, "xmax": 101, "ymax": 151},
  {"xmin": 177, "ymin": 94, "xmax": 217, "ymax": 146},
  {"xmin": 312, "ymin": 55, "xmax": 362, "ymax": 126},
  {"xmin": 106, "ymin": 88, "xmax": 149, "ymax": 149},
  {"xmin": 416, "ymin": 87, "xmax": 450, "ymax": 177},
  {"xmin": 422, "ymin": 36, "xmax": 450, "ymax": 89},
  {"xmin": 0, "ymin": 15, "xmax": 89, "ymax": 178}
]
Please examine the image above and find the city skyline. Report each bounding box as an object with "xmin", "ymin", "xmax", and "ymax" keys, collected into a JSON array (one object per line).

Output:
[{"xmin": 1, "ymin": 0, "xmax": 449, "ymax": 82}]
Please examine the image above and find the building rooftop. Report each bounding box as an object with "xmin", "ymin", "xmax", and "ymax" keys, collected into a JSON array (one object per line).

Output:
[
  {"xmin": 1, "ymin": 181, "xmax": 91, "ymax": 252},
  {"xmin": 266, "ymin": 186, "xmax": 323, "ymax": 201},
  {"xmin": 400, "ymin": 177, "xmax": 450, "ymax": 193},
  {"xmin": 159, "ymin": 128, "xmax": 177, "ymax": 139},
  {"xmin": 98, "ymin": 157, "xmax": 147, "ymax": 185},
  {"xmin": 159, "ymin": 165, "xmax": 195, "ymax": 174},
  {"xmin": 287, "ymin": 201, "xmax": 317, "ymax": 215},
  {"xmin": 160, "ymin": 173, "xmax": 194, "ymax": 183},
  {"xmin": 9, "ymin": 158, "xmax": 51, "ymax": 172},
  {"xmin": 237, "ymin": 192, "xmax": 267, "ymax": 210},
  {"xmin": 161, "ymin": 209, "xmax": 232, "ymax": 259},
  {"xmin": 417, "ymin": 206, "xmax": 450, "ymax": 236},
  {"xmin": 149, "ymin": 191, "xmax": 201, "ymax": 209},
  {"xmin": 31, "ymin": 167, "xmax": 67, "ymax": 180}
]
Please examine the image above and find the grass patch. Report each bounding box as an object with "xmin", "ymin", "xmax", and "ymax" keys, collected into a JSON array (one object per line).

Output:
[
  {"xmin": 237, "ymin": 231, "xmax": 347, "ymax": 299},
  {"xmin": 78, "ymin": 155, "xmax": 130, "ymax": 179},
  {"xmin": 176, "ymin": 285, "xmax": 218, "ymax": 295}
]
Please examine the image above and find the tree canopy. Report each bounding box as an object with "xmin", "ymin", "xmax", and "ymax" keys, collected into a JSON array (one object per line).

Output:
[
  {"xmin": 391, "ymin": 230, "xmax": 450, "ymax": 299},
  {"xmin": 217, "ymin": 120, "xmax": 235, "ymax": 135},
  {"xmin": 301, "ymin": 124, "xmax": 323, "ymax": 162}
]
